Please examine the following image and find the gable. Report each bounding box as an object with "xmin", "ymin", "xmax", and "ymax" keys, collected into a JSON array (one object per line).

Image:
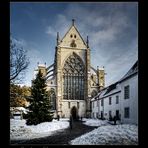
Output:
[{"xmin": 59, "ymin": 25, "xmax": 87, "ymax": 49}]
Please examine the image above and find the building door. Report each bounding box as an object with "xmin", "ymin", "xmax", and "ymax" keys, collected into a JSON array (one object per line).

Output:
[
  {"xmin": 101, "ymin": 111, "xmax": 103, "ymax": 119},
  {"xmin": 116, "ymin": 110, "xmax": 119, "ymax": 120},
  {"xmin": 109, "ymin": 111, "xmax": 112, "ymax": 121},
  {"xmin": 71, "ymin": 106, "xmax": 77, "ymax": 120}
]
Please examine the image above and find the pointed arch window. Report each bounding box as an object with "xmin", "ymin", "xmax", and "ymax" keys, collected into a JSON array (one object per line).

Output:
[
  {"xmin": 48, "ymin": 88, "xmax": 56, "ymax": 110},
  {"xmin": 63, "ymin": 53, "xmax": 85, "ymax": 100}
]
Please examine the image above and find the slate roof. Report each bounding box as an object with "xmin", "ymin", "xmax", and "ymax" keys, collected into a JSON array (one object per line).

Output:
[
  {"xmin": 103, "ymin": 82, "xmax": 119, "ymax": 96},
  {"xmin": 119, "ymin": 60, "xmax": 138, "ymax": 82}
]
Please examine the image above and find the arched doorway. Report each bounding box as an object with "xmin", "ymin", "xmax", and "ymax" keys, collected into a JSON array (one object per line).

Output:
[{"xmin": 71, "ymin": 106, "xmax": 77, "ymax": 120}]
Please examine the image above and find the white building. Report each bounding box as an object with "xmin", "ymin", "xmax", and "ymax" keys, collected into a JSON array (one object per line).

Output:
[
  {"xmin": 119, "ymin": 61, "xmax": 138, "ymax": 124},
  {"xmin": 91, "ymin": 61, "xmax": 138, "ymax": 124}
]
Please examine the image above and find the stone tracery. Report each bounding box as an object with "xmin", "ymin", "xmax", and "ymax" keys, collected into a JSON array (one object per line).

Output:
[{"xmin": 63, "ymin": 53, "xmax": 85, "ymax": 100}]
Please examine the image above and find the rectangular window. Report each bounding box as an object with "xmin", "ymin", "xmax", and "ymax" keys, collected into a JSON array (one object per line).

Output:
[
  {"xmin": 109, "ymin": 97, "xmax": 112, "ymax": 105},
  {"xmin": 116, "ymin": 96, "xmax": 119, "ymax": 104},
  {"xmin": 124, "ymin": 85, "xmax": 130, "ymax": 99},
  {"xmin": 101, "ymin": 99, "xmax": 104, "ymax": 106},
  {"xmin": 68, "ymin": 102, "xmax": 70, "ymax": 109},
  {"xmin": 97, "ymin": 100, "xmax": 99, "ymax": 107},
  {"xmin": 124, "ymin": 107, "xmax": 130, "ymax": 118},
  {"xmin": 93, "ymin": 102, "xmax": 94, "ymax": 108}
]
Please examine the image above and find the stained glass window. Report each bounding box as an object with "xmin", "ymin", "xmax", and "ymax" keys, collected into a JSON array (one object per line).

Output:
[{"xmin": 63, "ymin": 53, "xmax": 85, "ymax": 100}]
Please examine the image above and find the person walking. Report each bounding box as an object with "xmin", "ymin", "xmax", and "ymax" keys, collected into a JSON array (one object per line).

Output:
[
  {"xmin": 69, "ymin": 114, "xmax": 73, "ymax": 129},
  {"xmin": 57, "ymin": 114, "xmax": 60, "ymax": 121},
  {"xmin": 113, "ymin": 115, "xmax": 117, "ymax": 125}
]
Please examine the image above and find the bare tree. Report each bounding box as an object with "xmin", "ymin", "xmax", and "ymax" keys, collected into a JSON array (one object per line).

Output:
[{"xmin": 10, "ymin": 36, "xmax": 29, "ymax": 83}]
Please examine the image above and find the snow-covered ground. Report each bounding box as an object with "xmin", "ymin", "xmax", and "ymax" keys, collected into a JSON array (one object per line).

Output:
[
  {"xmin": 70, "ymin": 121, "xmax": 138, "ymax": 145},
  {"xmin": 10, "ymin": 118, "xmax": 138, "ymax": 145},
  {"xmin": 82, "ymin": 118, "xmax": 109, "ymax": 126},
  {"xmin": 10, "ymin": 118, "xmax": 69, "ymax": 140}
]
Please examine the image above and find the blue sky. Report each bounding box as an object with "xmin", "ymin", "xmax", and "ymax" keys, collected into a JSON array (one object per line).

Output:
[{"xmin": 10, "ymin": 2, "xmax": 138, "ymax": 87}]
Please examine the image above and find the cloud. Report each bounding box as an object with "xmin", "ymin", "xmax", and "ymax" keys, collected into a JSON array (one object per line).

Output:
[
  {"xmin": 12, "ymin": 3, "xmax": 137, "ymax": 87},
  {"xmin": 45, "ymin": 3, "xmax": 137, "ymax": 86},
  {"xmin": 103, "ymin": 37, "xmax": 138, "ymax": 86},
  {"xmin": 11, "ymin": 37, "xmax": 27, "ymax": 49},
  {"xmin": 46, "ymin": 14, "xmax": 70, "ymax": 38}
]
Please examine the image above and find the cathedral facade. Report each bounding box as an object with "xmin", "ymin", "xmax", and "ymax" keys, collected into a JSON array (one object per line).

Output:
[{"xmin": 34, "ymin": 20, "xmax": 105, "ymax": 118}]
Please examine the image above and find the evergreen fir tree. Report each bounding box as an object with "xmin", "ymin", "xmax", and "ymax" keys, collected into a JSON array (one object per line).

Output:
[{"xmin": 26, "ymin": 70, "xmax": 53, "ymax": 125}]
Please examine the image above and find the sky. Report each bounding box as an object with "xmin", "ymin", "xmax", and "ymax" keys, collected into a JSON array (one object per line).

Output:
[{"xmin": 10, "ymin": 2, "xmax": 138, "ymax": 87}]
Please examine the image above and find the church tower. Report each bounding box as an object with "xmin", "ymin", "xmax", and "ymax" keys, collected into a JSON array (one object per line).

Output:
[{"xmin": 97, "ymin": 67, "xmax": 105, "ymax": 90}]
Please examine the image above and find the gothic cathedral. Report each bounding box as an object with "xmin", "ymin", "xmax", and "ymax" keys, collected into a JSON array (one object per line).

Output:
[{"xmin": 34, "ymin": 20, "xmax": 105, "ymax": 118}]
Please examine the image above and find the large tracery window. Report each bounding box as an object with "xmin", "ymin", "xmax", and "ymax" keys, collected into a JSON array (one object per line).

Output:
[{"xmin": 63, "ymin": 53, "xmax": 85, "ymax": 100}]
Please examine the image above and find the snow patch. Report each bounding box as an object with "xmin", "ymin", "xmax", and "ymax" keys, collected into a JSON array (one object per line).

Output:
[
  {"xmin": 82, "ymin": 118, "xmax": 109, "ymax": 126},
  {"xmin": 10, "ymin": 118, "xmax": 69, "ymax": 140},
  {"xmin": 70, "ymin": 124, "xmax": 138, "ymax": 145}
]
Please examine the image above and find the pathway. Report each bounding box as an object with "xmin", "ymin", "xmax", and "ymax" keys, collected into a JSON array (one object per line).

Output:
[{"xmin": 10, "ymin": 120, "xmax": 97, "ymax": 145}]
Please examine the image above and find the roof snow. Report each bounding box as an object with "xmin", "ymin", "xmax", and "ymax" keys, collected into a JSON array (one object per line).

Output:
[
  {"xmin": 38, "ymin": 64, "xmax": 46, "ymax": 67},
  {"xmin": 119, "ymin": 60, "xmax": 138, "ymax": 82}
]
